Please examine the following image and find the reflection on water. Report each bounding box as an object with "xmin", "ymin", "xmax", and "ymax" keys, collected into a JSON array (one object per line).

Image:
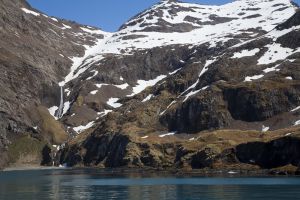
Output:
[{"xmin": 0, "ymin": 169, "xmax": 300, "ymax": 200}]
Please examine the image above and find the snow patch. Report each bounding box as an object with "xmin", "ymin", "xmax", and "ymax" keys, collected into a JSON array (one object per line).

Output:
[
  {"xmin": 291, "ymin": 106, "xmax": 300, "ymax": 112},
  {"xmin": 232, "ymin": 48, "xmax": 260, "ymax": 59},
  {"xmin": 97, "ymin": 109, "xmax": 113, "ymax": 117},
  {"xmin": 128, "ymin": 75, "xmax": 166, "ymax": 97},
  {"xmin": 142, "ymin": 94, "xmax": 154, "ymax": 102},
  {"xmin": 62, "ymin": 101, "xmax": 70, "ymax": 116},
  {"xmin": 90, "ymin": 90, "xmax": 98, "ymax": 95},
  {"xmin": 263, "ymin": 64, "xmax": 281, "ymax": 73},
  {"xmin": 95, "ymin": 83, "xmax": 128, "ymax": 90},
  {"xmin": 159, "ymin": 132, "xmax": 176, "ymax": 138},
  {"xmin": 285, "ymin": 133, "xmax": 292, "ymax": 136},
  {"xmin": 107, "ymin": 98, "xmax": 122, "ymax": 108},
  {"xmin": 86, "ymin": 70, "xmax": 99, "ymax": 80},
  {"xmin": 199, "ymin": 58, "xmax": 218, "ymax": 77},
  {"xmin": 21, "ymin": 8, "xmax": 40, "ymax": 16},
  {"xmin": 80, "ymin": 27, "xmax": 105, "ymax": 35},
  {"xmin": 169, "ymin": 68, "xmax": 182, "ymax": 75},
  {"xmin": 258, "ymin": 43, "xmax": 297, "ymax": 65},
  {"xmin": 160, "ymin": 100, "xmax": 177, "ymax": 116},
  {"xmin": 262, "ymin": 125, "xmax": 269, "ymax": 132},
  {"xmin": 115, "ymin": 83, "xmax": 129, "ymax": 90},
  {"xmin": 62, "ymin": 24, "xmax": 71, "ymax": 29},
  {"xmin": 183, "ymin": 86, "xmax": 209, "ymax": 102},
  {"xmin": 95, "ymin": 83, "xmax": 110, "ymax": 88},
  {"xmin": 51, "ymin": 17, "xmax": 58, "ymax": 22},
  {"xmin": 59, "ymin": 163, "xmax": 68, "ymax": 168},
  {"xmin": 73, "ymin": 121, "xmax": 95, "ymax": 133},
  {"xmin": 244, "ymin": 74, "xmax": 264, "ymax": 82},
  {"xmin": 48, "ymin": 106, "xmax": 58, "ymax": 120},
  {"xmin": 65, "ymin": 88, "xmax": 71, "ymax": 96},
  {"xmin": 294, "ymin": 120, "xmax": 300, "ymax": 126}
]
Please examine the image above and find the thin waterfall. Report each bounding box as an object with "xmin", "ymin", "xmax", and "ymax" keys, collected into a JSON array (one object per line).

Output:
[{"xmin": 56, "ymin": 86, "xmax": 64, "ymax": 118}]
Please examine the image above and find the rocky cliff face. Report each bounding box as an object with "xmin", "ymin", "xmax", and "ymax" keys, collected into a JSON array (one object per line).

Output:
[
  {"xmin": 0, "ymin": 0, "xmax": 107, "ymax": 168},
  {"xmin": 1, "ymin": 0, "xmax": 300, "ymax": 172}
]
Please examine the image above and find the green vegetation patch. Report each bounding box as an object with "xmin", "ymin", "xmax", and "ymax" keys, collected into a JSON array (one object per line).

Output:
[{"xmin": 7, "ymin": 135, "xmax": 47, "ymax": 164}]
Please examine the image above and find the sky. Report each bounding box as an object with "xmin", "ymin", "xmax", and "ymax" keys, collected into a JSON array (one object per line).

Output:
[{"xmin": 27, "ymin": 0, "xmax": 299, "ymax": 32}]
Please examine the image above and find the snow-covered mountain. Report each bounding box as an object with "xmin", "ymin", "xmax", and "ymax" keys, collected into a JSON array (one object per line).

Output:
[
  {"xmin": 1, "ymin": 0, "xmax": 300, "ymax": 172},
  {"xmin": 59, "ymin": 0, "xmax": 296, "ymax": 85},
  {"xmin": 52, "ymin": 0, "xmax": 297, "ymax": 134}
]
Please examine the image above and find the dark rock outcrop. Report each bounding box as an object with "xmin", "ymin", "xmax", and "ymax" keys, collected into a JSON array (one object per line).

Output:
[
  {"xmin": 160, "ymin": 88, "xmax": 231, "ymax": 133},
  {"xmin": 236, "ymin": 137, "xmax": 300, "ymax": 168},
  {"xmin": 223, "ymin": 82, "xmax": 300, "ymax": 122},
  {"xmin": 277, "ymin": 10, "xmax": 300, "ymax": 30}
]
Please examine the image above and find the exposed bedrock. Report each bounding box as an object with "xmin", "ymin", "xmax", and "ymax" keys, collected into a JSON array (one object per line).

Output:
[{"xmin": 236, "ymin": 137, "xmax": 300, "ymax": 169}]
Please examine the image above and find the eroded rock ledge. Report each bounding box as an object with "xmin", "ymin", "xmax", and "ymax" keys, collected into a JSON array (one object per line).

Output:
[{"xmin": 57, "ymin": 125, "xmax": 300, "ymax": 174}]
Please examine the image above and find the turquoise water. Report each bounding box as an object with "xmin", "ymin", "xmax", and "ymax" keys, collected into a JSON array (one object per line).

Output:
[{"xmin": 0, "ymin": 169, "xmax": 300, "ymax": 200}]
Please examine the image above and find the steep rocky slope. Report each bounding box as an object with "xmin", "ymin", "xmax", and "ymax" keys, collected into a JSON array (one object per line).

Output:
[
  {"xmin": 0, "ymin": 0, "xmax": 108, "ymax": 168},
  {"xmin": 1, "ymin": 0, "xmax": 300, "ymax": 173}
]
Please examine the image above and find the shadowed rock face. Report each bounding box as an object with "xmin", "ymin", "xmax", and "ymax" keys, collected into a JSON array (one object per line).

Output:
[
  {"xmin": 160, "ymin": 88, "xmax": 232, "ymax": 133},
  {"xmin": 83, "ymin": 132, "xmax": 130, "ymax": 167},
  {"xmin": 223, "ymin": 84, "xmax": 300, "ymax": 122},
  {"xmin": 236, "ymin": 137, "xmax": 300, "ymax": 169},
  {"xmin": 277, "ymin": 30, "xmax": 300, "ymax": 49}
]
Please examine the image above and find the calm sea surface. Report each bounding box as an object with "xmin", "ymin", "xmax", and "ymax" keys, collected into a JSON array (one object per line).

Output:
[{"xmin": 0, "ymin": 169, "xmax": 300, "ymax": 200}]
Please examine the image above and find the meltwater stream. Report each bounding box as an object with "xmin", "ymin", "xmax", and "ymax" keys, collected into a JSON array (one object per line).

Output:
[
  {"xmin": 1, "ymin": 169, "xmax": 300, "ymax": 200},
  {"xmin": 56, "ymin": 86, "xmax": 64, "ymax": 118}
]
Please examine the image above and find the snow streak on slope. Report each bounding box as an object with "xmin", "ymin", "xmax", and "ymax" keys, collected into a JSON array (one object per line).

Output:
[
  {"xmin": 128, "ymin": 75, "xmax": 167, "ymax": 97},
  {"xmin": 73, "ymin": 121, "xmax": 95, "ymax": 133},
  {"xmin": 59, "ymin": 32, "xmax": 111, "ymax": 86},
  {"xmin": 232, "ymin": 48, "xmax": 260, "ymax": 59},
  {"xmin": 21, "ymin": 8, "xmax": 40, "ymax": 16}
]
